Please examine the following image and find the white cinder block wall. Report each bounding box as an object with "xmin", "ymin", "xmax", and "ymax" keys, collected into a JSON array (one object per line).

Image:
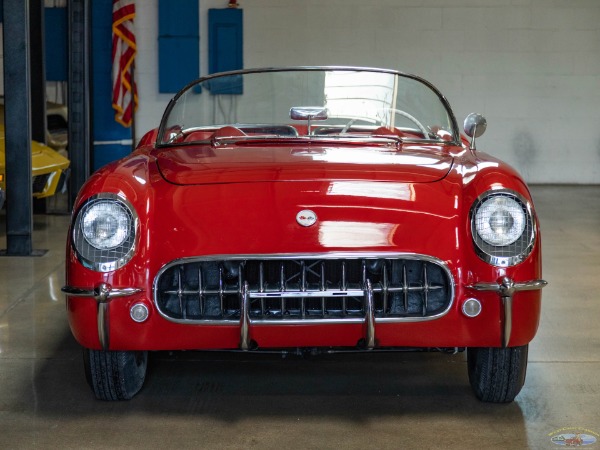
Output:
[{"xmin": 136, "ymin": 0, "xmax": 600, "ymax": 184}]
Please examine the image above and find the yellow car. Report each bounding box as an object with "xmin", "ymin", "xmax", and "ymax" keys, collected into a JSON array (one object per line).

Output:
[
  {"xmin": 46, "ymin": 101, "xmax": 68, "ymax": 153},
  {"xmin": 0, "ymin": 106, "xmax": 70, "ymax": 209}
]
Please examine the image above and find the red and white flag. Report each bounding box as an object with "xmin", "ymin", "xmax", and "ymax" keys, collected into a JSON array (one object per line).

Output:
[{"xmin": 112, "ymin": 0, "xmax": 137, "ymax": 127}]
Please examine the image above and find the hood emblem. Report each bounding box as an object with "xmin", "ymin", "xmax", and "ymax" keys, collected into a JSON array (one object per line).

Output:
[{"xmin": 296, "ymin": 210, "xmax": 317, "ymax": 227}]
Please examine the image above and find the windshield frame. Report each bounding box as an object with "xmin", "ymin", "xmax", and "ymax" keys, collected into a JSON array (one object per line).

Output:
[{"xmin": 156, "ymin": 66, "xmax": 461, "ymax": 148}]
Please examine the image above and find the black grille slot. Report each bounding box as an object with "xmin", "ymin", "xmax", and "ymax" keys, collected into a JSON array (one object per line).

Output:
[
  {"xmin": 32, "ymin": 173, "xmax": 51, "ymax": 194},
  {"xmin": 154, "ymin": 257, "xmax": 453, "ymax": 322},
  {"xmin": 47, "ymin": 114, "xmax": 68, "ymax": 133}
]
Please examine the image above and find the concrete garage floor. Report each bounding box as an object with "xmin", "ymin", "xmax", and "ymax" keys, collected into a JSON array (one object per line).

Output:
[{"xmin": 0, "ymin": 185, "xmax": 598, "ymax": 449}]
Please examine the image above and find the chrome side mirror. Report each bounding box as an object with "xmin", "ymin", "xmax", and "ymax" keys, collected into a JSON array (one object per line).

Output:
[{"xmin": 464, "ymin": 113, "xmax": 487, "ymax": 150}]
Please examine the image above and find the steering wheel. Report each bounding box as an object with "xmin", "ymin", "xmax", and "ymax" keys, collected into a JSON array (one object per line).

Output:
[
  {"xmin": 339, "ymin": 117, "xmax": 378, "ymax": 134},
  {"xmin": 384, "ymin": 108, "xmax": 430, "ymax": 138}
]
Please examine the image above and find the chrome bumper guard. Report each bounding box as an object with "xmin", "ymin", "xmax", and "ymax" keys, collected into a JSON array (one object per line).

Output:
[
  {"xmin": 467, "ymin": 277, "xmax": 547, "ymax": 347},
  {"xmin": 239, "ymin": 279, "xmax": 377, "ymax": 350},
  {"xmin": 62, "ymin": 283, "xmax": 142, "ymax": 350}
]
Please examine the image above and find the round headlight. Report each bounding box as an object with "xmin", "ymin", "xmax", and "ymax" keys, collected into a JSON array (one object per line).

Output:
[
  {"xmin": 72, "ymin": 194, "xmax": 138, "ymax": 272},
  {"xmin": 81, "ymin": 201, "xmax": 131, "ymax": 249},
  {"xmin": 470, "ymin": 190, "xmax": 535, "ymax": 267},
  {"xmin": 475, "ymin": 196, "xmax": 526, "ymax": 246}
]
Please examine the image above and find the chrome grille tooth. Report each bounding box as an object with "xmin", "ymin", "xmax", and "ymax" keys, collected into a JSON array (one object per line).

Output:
[
  {"xmin": 300, "ymin": 261, "xmax": 306, "ymax": 318},
  {"xmin": 259, "ymin": 262, "xmax": 265, "ymax": 292},
  {"xmin": 364, "ymin": 279, "xmax": 375, "ymax": 349},
  {"xmin": 320, "ymin": 261, "xmax": 326, "ymax": 316},
  {"xmin": 219, "ymin": 265, "xmax": 224, "ymax": 316},
  {"xmin": 178, "ymin": 265, "xmax": 185, "ymax": 319},
  {"xmin": 238, "ymin": 262, "xmax": 244, "ymax": 316},
  {"xmin": 301, "ymin": 261, "xmax": 307, "ymax": 292},
  {"xmin": 198, "ymin": 266, "xmax": 204, "ymax": 316},
  {"xmin": 403, "ymin": 264, "xmax": 408, "ymax": 312},
  {"xmin": 361, "ymin": 260, "xmax": 367, "ymax": 286},
  {"xmin": 423, "ymin": 263, "xmax": 429, "ymax": 316},
  {"xmin": 280, "ymin": 262, "xmax": 285, "ymax": 315},
  {"xmin": 382, "ymin": 261, "xmax": 388, "ymax": 313},
  {"xmin": 259, "ymin": 262, "xmax": 265, "ymax": 315}
]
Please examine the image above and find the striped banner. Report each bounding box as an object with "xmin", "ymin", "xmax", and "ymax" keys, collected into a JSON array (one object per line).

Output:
[{"xmin": 112, "ymin": 0, "xmax": 137, "ymax": 127}]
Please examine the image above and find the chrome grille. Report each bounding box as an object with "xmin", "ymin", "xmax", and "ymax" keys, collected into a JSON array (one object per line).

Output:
[{"xmin": 154, "ymin": 255, "xmax": 453, "ymax": 323}]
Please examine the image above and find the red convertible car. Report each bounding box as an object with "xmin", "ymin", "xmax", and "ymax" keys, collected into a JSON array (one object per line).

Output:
[{"xmin": 63, "ymin": 67, "xmax": 546, "ymax": 402}]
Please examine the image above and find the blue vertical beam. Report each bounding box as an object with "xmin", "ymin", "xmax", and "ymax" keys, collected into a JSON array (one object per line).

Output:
[{"xmin": 2, "ymin": 0, "xmax": 33, "ymax": 255}]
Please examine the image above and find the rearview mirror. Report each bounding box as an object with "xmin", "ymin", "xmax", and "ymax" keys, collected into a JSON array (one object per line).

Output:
[
  {"xmin": 290, "ymin": 106, "xmax": 328, "ymax": 121},
  {"xmin": 290, "ymin": 107, "xmax": 328, "ymax": 135}
]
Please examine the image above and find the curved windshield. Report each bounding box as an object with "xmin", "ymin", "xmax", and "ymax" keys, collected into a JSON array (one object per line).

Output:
[{"xmin": 158, "ymin": 68, "xmax": 458, "ymax": 146}]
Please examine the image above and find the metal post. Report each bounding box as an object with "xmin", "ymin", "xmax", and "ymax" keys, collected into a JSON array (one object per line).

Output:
[
  {"xmin": 30, "ymin": 0, "xmax": 48, "ymax": 214},
  {"xmin": 2, "ymin": 0, "xmax": 34, "ymax": 256},
  {"xmin": 68, "ymin": 0, "xmax": 92, "ymax": 210},
  {"xmin": 30, "ymin": 0, "xmax": 47, "ymax": 144}
]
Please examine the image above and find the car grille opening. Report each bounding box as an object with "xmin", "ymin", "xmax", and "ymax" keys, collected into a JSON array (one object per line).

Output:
[
  {"xmin": 154, "ymin": 256, "xmax": 453, "ymax": 323},
  {"xmin": 32, "ymin": 173, "xmax": 50, "ymax": 194}
]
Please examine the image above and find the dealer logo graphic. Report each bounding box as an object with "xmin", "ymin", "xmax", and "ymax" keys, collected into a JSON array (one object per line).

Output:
[{"xmin": 549, "ymin": 428, "xmax": 598, "ymax": 447}]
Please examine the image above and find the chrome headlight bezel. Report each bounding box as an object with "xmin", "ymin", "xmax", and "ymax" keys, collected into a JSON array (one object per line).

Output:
[
  {"xmin": 470, "ymin": 189, "xmax": 536, "ymax": 267},
  {"xmin": 72, "ymin": 193, "xmax": 138, "ymax": 272}
]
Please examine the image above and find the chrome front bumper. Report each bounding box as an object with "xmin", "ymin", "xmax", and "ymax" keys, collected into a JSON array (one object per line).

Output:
[{"xmin": 63, "ymin": 275, "xmax": 547, "ymax": 351}]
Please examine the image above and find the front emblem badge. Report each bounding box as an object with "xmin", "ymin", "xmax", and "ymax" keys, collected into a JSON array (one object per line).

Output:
[{"xmin": 296, "ymin": 210, "xmax": 317, "ymax": 227}]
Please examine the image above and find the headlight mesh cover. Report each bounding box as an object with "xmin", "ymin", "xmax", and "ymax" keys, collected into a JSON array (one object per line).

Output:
[
  {"xmin": 72, "ymin": 193, "xmax": 138, "ymax": 272},
  {"xmin": 470, "ymin": 190, "xmax": 535, "ymax": 267}
]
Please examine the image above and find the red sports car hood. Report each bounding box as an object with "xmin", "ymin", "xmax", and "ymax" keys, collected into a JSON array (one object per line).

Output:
[{"xmin": 155, "ymin": 143, "xmax": 453, "ymax": 185}]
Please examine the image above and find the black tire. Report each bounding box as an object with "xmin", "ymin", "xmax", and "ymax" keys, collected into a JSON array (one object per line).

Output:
[
  {"xmin": 467, "ymin": 344, "xmax": 528, "ymax": 403},
  {"xmin": 83, "ymin": 348, "xmax": 148, "ymax": 401}
]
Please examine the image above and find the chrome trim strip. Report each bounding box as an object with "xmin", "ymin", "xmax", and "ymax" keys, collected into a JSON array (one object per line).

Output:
[
  {"xmin": 467, "ymin": 276, "xmax": 547, "ymax": 347},
  {"xmin": 152, "ymin": 252, "xmax": 456, "ymax": 325},
  {"xmin": 249, "ymin": 289, "xmax": 366, "ymax": 299}
]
